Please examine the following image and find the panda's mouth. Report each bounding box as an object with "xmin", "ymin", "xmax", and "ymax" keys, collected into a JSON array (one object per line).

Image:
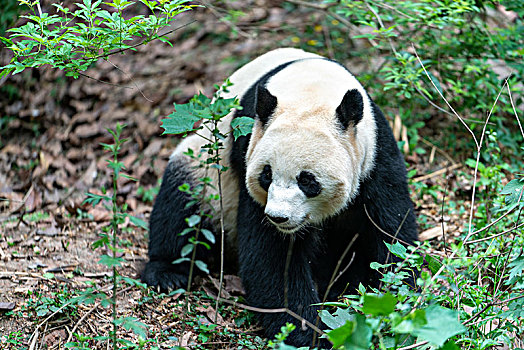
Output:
[{"xmin": 273, "ymin": 223, "xmax": 304, "ymax": 234}]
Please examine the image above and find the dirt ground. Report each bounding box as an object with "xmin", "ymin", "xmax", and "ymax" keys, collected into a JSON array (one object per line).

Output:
[{"xmin": 0, "ymin": 2, "xmax": 461, "ymax": 349}]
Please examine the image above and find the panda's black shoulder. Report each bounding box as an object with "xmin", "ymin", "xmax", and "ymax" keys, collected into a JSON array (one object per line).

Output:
[{"xmin": 354, "ymin": 101, "xmax": 418, "ymax": 241}]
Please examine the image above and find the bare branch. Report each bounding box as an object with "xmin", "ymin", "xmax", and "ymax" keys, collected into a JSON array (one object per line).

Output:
[
  {"xmin": 507, "ymin": 80, "xmax": 524, "ymax": 139},
  {"xmin": 411, "ymin": 44, "xmax": 478, "ymax": 148},
  {"xmin": 363, "ymin": 204, "xmax": 412, "ymax": 246}
]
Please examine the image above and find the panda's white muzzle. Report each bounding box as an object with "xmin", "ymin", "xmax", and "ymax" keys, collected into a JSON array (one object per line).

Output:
[{"xmin": 265, "ymin": 183, "xmax": 307, "ymax": 233}]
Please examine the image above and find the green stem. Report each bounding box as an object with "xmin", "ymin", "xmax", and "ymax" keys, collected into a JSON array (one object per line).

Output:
[
  {"xmin": 111, "ymin": 138, "xmax": 120, "ymax": 350},
  {"xmin": 214, "ymin": 120, "xmax": 225, "ymax": 323},
  {"xmin": 186, "ymin": 226, "xmax": 200, "ymax": 292}
]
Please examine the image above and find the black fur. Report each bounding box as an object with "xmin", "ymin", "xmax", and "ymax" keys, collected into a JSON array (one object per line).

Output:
[
  {"xmin": 143, "ymin": 55, "xmax": 417, "ymax": 348},
  {"xmin": 297, "ymin": 171, "xmax": 322, "ymax": 198},
  {"xmin": 336, "ymin": 89, "xmax": 364, "ymax": 131},
  {"xmin": 258, "ymin": 164, "xmax": 272, "ymax": 192},
  {"xmin": 142, "ymin": 159, "xmax": 212, "ymax": 290},
  {"xmin": 255, "ymin": 85, "xmax": 277, "ymax": 125}
]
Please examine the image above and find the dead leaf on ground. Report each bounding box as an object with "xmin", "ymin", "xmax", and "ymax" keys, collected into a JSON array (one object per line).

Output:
[{"xmin": 419, "ymin": 223, "xmax": 448, "ymax": 241}]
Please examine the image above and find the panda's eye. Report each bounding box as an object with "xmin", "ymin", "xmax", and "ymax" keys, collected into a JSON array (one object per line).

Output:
[
  {"xmin": 258, "ymin": 165, "xmax": 272, "ymax": 192},
  {"xmin": 297, "ymin": 171, "xmax": 322, "ymax": 198}
]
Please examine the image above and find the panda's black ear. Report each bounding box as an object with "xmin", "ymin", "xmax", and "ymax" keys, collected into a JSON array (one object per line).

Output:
[
  {"xmin": 336, "ymin": 89, "xmax": 364, "ymax": 131},
  {"xmin": 255, "ymin": 84, "xmax": 277, "ymax": 125}
]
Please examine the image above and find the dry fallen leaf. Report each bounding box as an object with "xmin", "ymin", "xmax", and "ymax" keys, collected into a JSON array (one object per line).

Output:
[{"xmin": 419, "ymin": 223, "xmax": 448, "ymax": 241}]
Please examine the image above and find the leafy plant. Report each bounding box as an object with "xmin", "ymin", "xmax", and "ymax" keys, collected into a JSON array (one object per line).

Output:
[
  {"xmin": 0, "ymin": 0, "xmax": 196, "ymax": 78},
  {"xmin": 79, "ymin": 123, "xmax": 149, "ymax": 348},
  {"xmin": 291, "ymin": 0, "xmax": 523, "ymax": 155},
  {"xmin": 160, "ymin": 80, "xmax": 248, "ymax": 292}
]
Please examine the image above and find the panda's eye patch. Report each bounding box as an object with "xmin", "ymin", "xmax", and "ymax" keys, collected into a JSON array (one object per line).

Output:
[
  {"xmin": 259, "ymin": 165, "xmax": 272, "ymax": 192},
  {"xmin": 297, "ymin": 171, "xmax": 322, "ymax": 198}
]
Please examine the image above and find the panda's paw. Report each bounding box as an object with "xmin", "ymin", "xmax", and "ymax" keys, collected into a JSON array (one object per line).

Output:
[{"xmin": 141, "ymin": 260, "xmax": 188, "ymax": 292}]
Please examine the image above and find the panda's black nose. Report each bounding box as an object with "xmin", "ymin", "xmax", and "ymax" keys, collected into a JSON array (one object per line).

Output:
[{"xmin": 266, "ymin": 215, "xmax": 289, "ymax": 224}]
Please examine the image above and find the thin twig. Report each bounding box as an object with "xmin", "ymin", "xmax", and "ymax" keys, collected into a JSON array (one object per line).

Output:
[
  {"xmin": 493, "ymin": 193, "xmax": 523, "ymax": 296},
  {"xmin": 397, "ymin": 340, "xmax": 429, "ymax": 350},
  {"xmin": 212, "ymin": 296, "xmax": 326, "ymax": 337},
  {"xmin": 92, "ymin": 20, "xmax": 197, "ymax": 61},
  {"xmin": 507, "ymin": 80, "xmax": 524, "ymax": 139},
  {"xmin": 440, "ymin": 177, "xmax": 449, "ymax": 256},
  {"xmin": 312, "ymin": 235, "xmax": 358, "ymax": 347},
  {"xmin": 371, "ymin": 2, "xmax": 416, "ymax": 20},
  {"xmin": 467, "ymin": 220, "xmax": 524, "ymax": 245},
  {"xmin": 65, "ymin": 286, "xmax": 133, "ymax": 344},
  {"xmin": 469, "ymin": 196, "xmax": 522, "ymax": 237},
  {"xmin": 77, "ymin": 71, "xmax": 133, "ymax": 89},
  {"xmin": 363, "ymin": 204, "xmax": 412, "ymax": 246},
  {"xmin": 419, "ymin": 138, "xmax": 458, "ymax": 165},
  {"xmin": 106, "ymin": 59, "xmax": 153, "ymax": 102},
  {"xmin": 200, "ymin": 1, "xmax": 253, "ymax": 39},
  {"xmin": 411, "ymin": 49, "xmax": 514, "ymax": 308},
  {"xmin": 413, "ymin": 84, "xmax": 457, "ymax": 118},
  {"xmin": 412, "ymin": 44, "xmax": 478, "ymax": 148},
  {"xmin": 214, "ymin": 124, "xmax": 226, "ymax": 323},
  {"xmin": 463, "ymin": 294, "xmax": 524, "ymax": 326},
  {"xmin": 364, "ymin": 0, "xmax": 398, "ymax": 56},
  {"xmin": 287, "ymin": 0, "xmax": 379, "ymax": 47}
]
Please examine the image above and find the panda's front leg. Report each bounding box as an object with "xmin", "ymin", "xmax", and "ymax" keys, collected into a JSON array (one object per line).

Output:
[
  {"xmin": 236, "ymin": 190, "xmax": 330, "ymax": 348},
  {"xmin": 142, "ymin": 158, "xmax": 210, "ymax": 291}
]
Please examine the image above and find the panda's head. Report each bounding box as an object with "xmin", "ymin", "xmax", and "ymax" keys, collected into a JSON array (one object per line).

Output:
[{"xmin": 244, "ymin": 59, "xmax": 377, "ymax": 234}]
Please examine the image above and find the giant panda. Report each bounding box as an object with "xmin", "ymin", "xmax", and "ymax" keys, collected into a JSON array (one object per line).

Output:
[{"xmin": 142, "ymin": 48, "xmax": 418, "ymax": 347}]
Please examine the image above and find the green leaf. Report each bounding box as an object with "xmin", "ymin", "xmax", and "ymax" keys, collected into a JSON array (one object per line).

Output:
[
  {"xmin": 362, "ymin": 293, "xmax": 397, "ymax": 316},
  {"xmin": 129, "ymin": 215, "xmax": 148, "ymax": 231},
  {"xmin": 98, "ymin": 254, "xmax": 125, "ymax": 267},
  {"xmin": 319, "ymin": 307, "xmax": 354, "ymax": 330},
  {"xmin": 426, "ymin": 71, "xmax": 443, "ymax": 95},
  {"xmin": 161, "ymin": 103, "xmax": 202, "ymax": 135},
  {"xmin": 327, "ymin": 320, "xmax": 354, "ymax": 348},
  {"xmin": 201, "ymin": 229, "xmax": 215, "ymax": 244},
  {"xmin": 195, "ymin": 260, "xmax": 209, "ymax": 274},
  {"xmin": 327, "ymin": 314, "xmax": 371, "ymax": 350},
  {"xmin": 114, "ymin": 317, "xmax": 148, "ymax": 339},
  {"xmin": 186, "ymin": 215, "xmax": 201, "ymax": 227},
  {"xmin": 506, "ymin": 256, "xmax": 524, "ymax": 285},
  {"xmin": 172, "ymin": 257, "xmax": 190, "ymax": 265},
  {"xmin": 385, "ymin": 241, "xmax": 407, "ymax": 259},
  {"xmin": 370, "ymin": 261, "xmax": 390, "ymax": 270},
  {"xmin": 392, "ymin": 309, "xmax": 427, "ymax": 333},
  {"xmin": 440, "ymin": 340, "xmax": 460, "ymax": 350},
  {"xmin": 500, "ymin": 178, "xmax": 524, "ymax": 205},
  {"xmin": 425, "ymin": 254, "xmax": 443, "ymax": 275},
  {"xmin": 231, "ymin": 116, "xmax": 254, "ymax": 140},
  {"xmin": 179, "ymin": 227, "xmax": 195, "ymax": 236},
  {"xmin": 412, "ymin": 305, "xmax": 466, "ymax": 347},
  {"xmin": 83, "ymin": 192, "xmax": 110, "ymax": 207},
  {"xmin": 42, "ymin": 272, "xmax": 55, "ymax": 279},
  {"xmin": 181, "ymin": 243, "xmax": 193, "ymax": 257}
]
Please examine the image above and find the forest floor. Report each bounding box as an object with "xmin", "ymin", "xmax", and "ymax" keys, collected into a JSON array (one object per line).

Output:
[{"xmin": 0, "ymin": 2, "xmax": 475, "ymax": 349}]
